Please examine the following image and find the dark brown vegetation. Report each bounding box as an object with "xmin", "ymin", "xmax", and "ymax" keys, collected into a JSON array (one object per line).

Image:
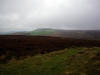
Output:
[{"xmin": 0, "ymin": 35, "xmax": 100, "ymax": 63}]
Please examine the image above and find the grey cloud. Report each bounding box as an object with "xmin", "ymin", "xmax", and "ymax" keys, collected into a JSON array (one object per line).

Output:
[{"xmin": 0, "ymin": 0, "xmax": 100, "ymax": 33}]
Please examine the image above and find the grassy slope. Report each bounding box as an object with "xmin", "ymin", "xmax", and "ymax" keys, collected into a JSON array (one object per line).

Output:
[
  {"xmin": 29, "ymin": 29, "xmax": 56, "ymax": 35},
  {"xmin": 0, "ymin": 47, "xmax": 100, "ymax": 75}
]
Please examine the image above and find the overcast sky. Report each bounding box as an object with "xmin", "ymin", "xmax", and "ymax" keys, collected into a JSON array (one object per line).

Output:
[{"xmin": 0, "ymin": 0, "xmax": 100, "ymax": 33}]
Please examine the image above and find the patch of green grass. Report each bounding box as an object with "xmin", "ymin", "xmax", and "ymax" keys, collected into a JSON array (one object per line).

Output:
[
  {"xmin": 29, "ymin": 29, "xmax": 56, "ymax": 35},
  {"xmin": 0, "ymin": 48, "xmax": 78, "ymax": 75},
  {"xmin": 0, "ymin": 47, "xmax": 100, "ymax": 75}
]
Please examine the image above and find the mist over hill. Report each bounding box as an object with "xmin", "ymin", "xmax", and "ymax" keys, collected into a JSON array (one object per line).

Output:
[{"xmin": 11, "ymin": 28, "xmax": 100, "ymax": 40}]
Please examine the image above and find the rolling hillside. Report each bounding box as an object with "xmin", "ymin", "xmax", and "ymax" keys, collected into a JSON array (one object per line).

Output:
[
  {"xmin": 0, "ymin": 35, "xmax": 100, "ymax": 63},
  {"xmin": 0, "ymin": 35, "xmax": 100, "ymax": 75},
  {"xmin": 11, "ymin": 28, "xmax": 100, "ymax": 40}
]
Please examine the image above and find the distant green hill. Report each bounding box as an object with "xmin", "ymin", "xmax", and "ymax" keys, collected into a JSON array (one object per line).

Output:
[
  {"xmin": 29, "ymin": 28, "xmax": 56, "ymax": 36},
  {"xmin": 28, "ymin": 28, "xmax": 100, "ymax": 40},
  {"xmin": 11, "ymin": 28, "xmax": 100, "ymax": 40}
]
